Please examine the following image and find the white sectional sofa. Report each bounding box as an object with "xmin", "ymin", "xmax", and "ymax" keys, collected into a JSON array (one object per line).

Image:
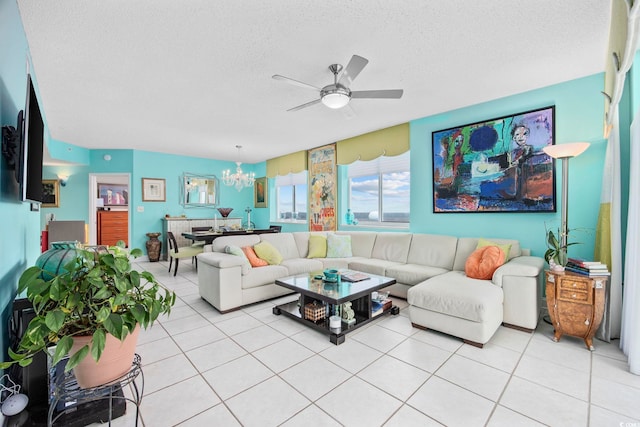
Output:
[{"xmin": 196, "ymin": 231, "xmax": 544, "ymax": 346}]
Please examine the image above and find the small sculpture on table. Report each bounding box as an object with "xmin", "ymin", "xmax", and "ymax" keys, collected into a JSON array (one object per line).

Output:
[{"xmin": 341, "ymin": 301, "xmax": 356, "ymax": 326}]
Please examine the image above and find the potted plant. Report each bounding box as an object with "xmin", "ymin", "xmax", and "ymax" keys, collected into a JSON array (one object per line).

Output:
[
  {"xmin": 544, "ymin": 228, "xmax": 580, "ymax": 271},
  {"xmin": 0, "ymin": 242, "xmax": 176, "ymax": 388}
]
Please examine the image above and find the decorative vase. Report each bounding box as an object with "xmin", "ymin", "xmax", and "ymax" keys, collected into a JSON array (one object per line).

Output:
[
  {"xmin": 217, "ymin": 207, "xmax": 233, "ymax": 218},
  {"xmin": 345, "ymin": 209, "xmax": 354, "ymax": 225},
  {"xmin": 145, "ymin": 232, "xmax": 162, "ymax": 262},
  {"xmin": 36, "ymin": 241, "xmax": 80, "ymax": 280},
  {"xmin": 69, "ymin": 325, "xmax": 140, "ymax": 388}
]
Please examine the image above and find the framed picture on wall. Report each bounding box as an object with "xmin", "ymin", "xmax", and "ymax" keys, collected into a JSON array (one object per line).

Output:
[
  {"xmin": 432, "ymin": 105, "xmax": 556, "ymax": 213},
  {"xmin": 308, "ymin": 143, "xmax": 337, "ymax": 231},
  {"xmin": 41, "ymin": 179, "xmax": 59, "ymax": 208},
  {"xmin": 98, "ymin": 183, "xmax": 129, "ymax": 206},
  {"xmin": 254, "ymin": 177, "xmax": 268, "ymax": 208},
  {"xmin": 142, "ymin": 178, "xmax": 166, "ymax": 202}
]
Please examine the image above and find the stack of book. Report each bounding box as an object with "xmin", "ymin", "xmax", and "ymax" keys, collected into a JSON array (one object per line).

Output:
[
  {"xmin": 565, "ymin": 257, "xmax": 610, "ymax": 276},
  {"xmin": 372, "ymin": 298, "xmax": 392, "ymax": 317}
]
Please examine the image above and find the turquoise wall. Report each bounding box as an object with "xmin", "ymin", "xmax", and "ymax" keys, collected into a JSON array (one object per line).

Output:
[
  {"xmin": 0, "ymin": 0, "xmax": 41, "ymax": 362},
  {"xmin": 409, "ymin": 74, "xmax": 606, "ymax": 260},
  {"xmin": 42, "ymin": 148, "xmax": 269, "ymax": 253}
]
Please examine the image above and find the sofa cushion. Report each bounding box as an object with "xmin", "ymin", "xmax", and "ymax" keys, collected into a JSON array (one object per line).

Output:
[
  {"xmin": 407, "ymin": 271, "xmax": 503, "ymax": 323},
  {"xmin": 225, "ymin": 245, "xmax": 251, "ymax": 274},
  {"xmin": 242, "ymin": 265, "xmax": 290, "ymax": 289},
  {"xmin": 406, "ymin": 234, "xmax": 458, "ymax": 270},
  {"xmin": 385, "ymin": 264, "xmax": 450, "ymax": 286},
  {"xmin": 477, "ymin": 238, "xmax": 511, "ymax": 259},
  {"xmin": 253, "ymin": 241, "xmax": 284, "ymax": 265},
  {"xmin": 348, "ymin": 259, "xmax": 404, "ymax": 276},
  {"xmin": 371, "ymin": 232, "xmax": 412, "ymax": 263},
  {"xmin": 327, "ymin": 234, "xmax": 353, "ymax": 258},
  {"xmin": 465, "ymin": 246, "xmax": 505, "ymax": 280},
  {"xmin": 212, "ymin": 235, "xmax": 261, "ymax": 253},
  {"xmin": 242, "ymin": 246, "xmax": 268, "ymax": 267},
  {"xmin": 453, "ymin": 237, "xmax": 521, "ymax": 271},
  {"xmin": 307, "ymin": 235, "xmax": 327, "ymax": 258},
  {"xmin": 259, "ymin": 233, "xmax": 302, "ymax": 260},
  {"xmin": 293, "ymin": 232, "xmax": 327, "ymax": 258},
  {"xmin": 336, "ymin": 231, "xmax": 377, "ymax": 258},
  {"xmin": 281, "ymin": 258, "xmax": 324, "ymax": 276}
]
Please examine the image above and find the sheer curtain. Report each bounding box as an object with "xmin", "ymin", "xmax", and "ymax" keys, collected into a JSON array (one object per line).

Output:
[{"xmin": 621, "ymin": 111, "xmax": 640, "ymax": 375}]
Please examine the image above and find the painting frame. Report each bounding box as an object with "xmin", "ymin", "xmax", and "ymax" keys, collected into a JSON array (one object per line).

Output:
[
  {"xmin": 142, "ymin": 178, "xmax": 166, "ymax": 202},
  {"xmin": 254, "ymin": 177, "xmax": 268, "ymax": 208},
  {"xmin": 41, "ymin": 179, "xmax": 59, "ymax": 208},
  {"xmin": 432, "ymin": 105, "xmax": 556, "ymax": 213},
  {"xmin": 98, "ymin": 183, "xmax": 129, "ymax": 207},
  {"xmin": 308, "ymin": 143, "xmax": 337, "ymax": 231}
]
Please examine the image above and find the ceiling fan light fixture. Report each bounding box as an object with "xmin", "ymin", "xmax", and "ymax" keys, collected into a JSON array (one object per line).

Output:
[{"xmin": 321, "ymin": 86, "xmax": 351, "ymax": 109}]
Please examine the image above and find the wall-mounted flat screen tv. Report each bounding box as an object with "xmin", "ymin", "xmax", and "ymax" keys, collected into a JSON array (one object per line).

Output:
[{"xmin": 20, "ymin": 74, "xmax": 44, "ymax": 203}]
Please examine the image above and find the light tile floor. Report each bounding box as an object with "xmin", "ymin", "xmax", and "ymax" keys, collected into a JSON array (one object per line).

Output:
[{"xmin": 97, "ymin": 260, "xmax": 640, "ymax": 427}]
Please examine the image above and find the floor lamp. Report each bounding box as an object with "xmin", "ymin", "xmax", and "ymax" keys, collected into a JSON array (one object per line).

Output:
[
  {"xmin": 541, "ymin": 142, "xmax": 590, "ymax": 325},
  {"xmin": 542, "ymin": 142, "xmax": 590, "ymax": 253}
]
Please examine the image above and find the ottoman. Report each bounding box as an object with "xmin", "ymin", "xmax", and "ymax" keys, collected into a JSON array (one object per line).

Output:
[{"xmin": 407, "ymin": 271, "xmax": 504, "ymax": 347}]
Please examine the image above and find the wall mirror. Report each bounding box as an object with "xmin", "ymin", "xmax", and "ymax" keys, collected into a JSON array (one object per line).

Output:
[{"xmin": 180, "ymin": 173, "xmax": 219, "ymax": 207}]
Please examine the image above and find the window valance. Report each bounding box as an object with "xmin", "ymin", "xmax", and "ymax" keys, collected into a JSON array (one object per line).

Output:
[
  {"xmin": 266, "ymin": 150, "xmax": 308, "ymax": 178},
  {"xmin": 336, "ymin": 123, "xmax": 409, "ymax": 165}
]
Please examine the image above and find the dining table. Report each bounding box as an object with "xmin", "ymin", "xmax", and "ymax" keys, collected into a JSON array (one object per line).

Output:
[{"xmin": 181, "ymin": 228, "xmax": 279, "ymax": 245}]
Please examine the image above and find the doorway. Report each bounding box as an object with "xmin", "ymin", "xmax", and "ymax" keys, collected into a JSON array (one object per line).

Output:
[{"xmin": 88, "ymin": 173, "xmax": 131, "ymax": 246}]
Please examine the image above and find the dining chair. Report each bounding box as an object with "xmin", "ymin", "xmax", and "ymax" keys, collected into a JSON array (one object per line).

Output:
[
  {"xmin": 166, "ymin": 231, "xmax": 204, "ymax": 276},
  {"xmin": 269, "ymin": 225, "xmax": 282, "ymax": 233}
]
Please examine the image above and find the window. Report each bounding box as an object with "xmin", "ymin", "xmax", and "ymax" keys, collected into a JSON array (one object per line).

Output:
[
  {"xmin": 275, "ymin": 171, "xmax": 307, "ymax": 221},
  {"xmin": 347, "ymin": 151, "xmax": 410, "ymax": 224}
]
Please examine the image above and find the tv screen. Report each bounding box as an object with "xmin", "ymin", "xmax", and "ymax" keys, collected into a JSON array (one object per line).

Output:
[{"xmin": 20, "ymin": 75, "xmax": 44, "ymax": 203}]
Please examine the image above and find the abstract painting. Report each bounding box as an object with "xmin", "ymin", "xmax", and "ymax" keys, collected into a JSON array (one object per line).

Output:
[
  {"xmin": 432, "ymin": 106, "xmax": 556, "ymax": 213},
  {"xmin": 308, "ymin": 144, "xmax": 337, "ymax": 231}
]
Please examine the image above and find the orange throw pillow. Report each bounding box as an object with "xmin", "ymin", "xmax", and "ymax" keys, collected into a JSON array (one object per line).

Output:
[
  {"xmin": 465, "ymin": 246, "xmax": 506, "ymax": 280},
  {"xmin": 242, "ymin": 246, "xmax": 268, "ymax": 267}
]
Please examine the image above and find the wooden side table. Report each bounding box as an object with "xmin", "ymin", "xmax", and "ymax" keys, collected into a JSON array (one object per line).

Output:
[{"xmin": 545, "ymin": 270, "xmax": 607, "ymax": 350}]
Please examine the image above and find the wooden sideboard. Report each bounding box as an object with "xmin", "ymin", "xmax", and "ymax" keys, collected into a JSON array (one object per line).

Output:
[
  {"xmin": 97, "ymin": 211, "xmax": 128, "ymax": 247},
  {"xmin": 545, "ymin": 270, "xmax": 607, "ymax": 350}
]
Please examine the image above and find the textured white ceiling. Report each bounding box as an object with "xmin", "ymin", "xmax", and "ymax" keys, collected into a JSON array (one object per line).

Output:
[{"xmin": 17, "ymin": 0, "xmax": 611, "ymax": 164}]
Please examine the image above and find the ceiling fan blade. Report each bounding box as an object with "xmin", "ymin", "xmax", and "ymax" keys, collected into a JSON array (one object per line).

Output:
[
  {"xmin": 272, "ymin": 74, "xmax": 321, "ymax": 91},
  {"xmin": 338, "ymin": 55, "xmax": 369, "ymax": 87},
  {"xmin": 351, "ymin": 89, "xmax": 404, "ymax": 99},
  {"xmin": 287, "ymin": 98, "xmax": 322, "ymax": 112},
  {"xmin": 341, "ymin": 103, "xmax": 356, "ymax": 119}
]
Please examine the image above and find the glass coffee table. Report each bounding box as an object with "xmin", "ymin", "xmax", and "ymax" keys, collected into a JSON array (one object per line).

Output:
[{"xmin": 273, "ymin": 272, "xmax": 398, "ymax": 345}]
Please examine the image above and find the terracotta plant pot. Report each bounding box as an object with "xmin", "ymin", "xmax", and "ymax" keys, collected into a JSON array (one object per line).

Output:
[{"xmin": 69, "ymin": 325, "xmax": 140, "ymax": 388}]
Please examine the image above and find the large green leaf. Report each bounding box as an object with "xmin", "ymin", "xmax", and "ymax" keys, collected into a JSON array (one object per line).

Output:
[
  {"xmin": 18, "ymin": 266, "xmax": 43, "ymax": 293},
  {"xmin": 52, "ymin": 336, "xmax": 73, "ymax": 366},
  {"xmin": 65, "ymin": 345, "xmax": 89, "ymax": 372},
  {"xmin": 44, "ymin": 310, "xmax": 66, "ymax": 332},
  {"xmin": 104, "ymin": 313, "xmax": 124, "ymax": 340},
  {"xmin": 96, "ymin": 306, "xmax": 111, "ymax": 324},
  {"xmin": 91, "ymin": 329, "xmax": 106, "ymax": 362}
]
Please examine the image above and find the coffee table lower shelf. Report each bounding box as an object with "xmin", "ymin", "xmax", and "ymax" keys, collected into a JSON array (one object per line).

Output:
[{"xmin": 273, "ymin": 299, "xmax": 399, "ymax": 345}]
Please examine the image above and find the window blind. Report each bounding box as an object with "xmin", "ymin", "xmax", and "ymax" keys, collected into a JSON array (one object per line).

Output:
[{"xmin": 347, "ymin": 151, "xmax": 410, "ymax": 178}]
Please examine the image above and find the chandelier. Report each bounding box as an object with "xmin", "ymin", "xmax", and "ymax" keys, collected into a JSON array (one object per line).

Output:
[{"xmin": 222, "ymin": 145, "xmax": 255, "ymax": 191}]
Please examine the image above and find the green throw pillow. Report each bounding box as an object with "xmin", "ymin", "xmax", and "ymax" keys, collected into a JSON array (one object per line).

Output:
[
  {"xmin": 477, "ymin": 238, "xmax": 511, "ymax": 260},
  {"xmin": 326, "ymin": 234, "xmax": 353, "ymax": 258},
  {"xmin": 307, "ymin": 235, "xmax": 327, "ymax": 258},
  {"xmin": 225, "ymin": 245, "xmax": 251, "ymax": 274},
  {"xmin": 253, "ymin": 240, "xmax": 283, "ymax": 265}
]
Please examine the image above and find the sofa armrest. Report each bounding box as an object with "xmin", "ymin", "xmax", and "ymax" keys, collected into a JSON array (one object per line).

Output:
[
  {"xmin": 493, "ymin": 256, "xmax": 544, "ymax": 330},
  {"xmin": 198, "ymin": 252, "xmax": 246, "ymax": 269},
  {"xmin": 492, "ymin": 256, "xmax": 544, "ymax": 287}
]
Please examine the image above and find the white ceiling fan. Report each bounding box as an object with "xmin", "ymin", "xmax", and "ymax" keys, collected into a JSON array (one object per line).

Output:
[{"xmin": 272, "ymin": 54, "xmax": 403, "ymax": 112}]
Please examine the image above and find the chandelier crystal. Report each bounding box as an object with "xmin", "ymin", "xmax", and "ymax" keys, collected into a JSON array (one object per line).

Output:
[{"xmin": 222, "ymin": 145, "xmax": 255, "ymax": 191}]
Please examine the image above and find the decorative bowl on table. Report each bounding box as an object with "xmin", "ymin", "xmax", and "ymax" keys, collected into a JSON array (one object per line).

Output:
[{"xmin": 217, "ymin": 207, "xmax": 233, "ymax": 218}]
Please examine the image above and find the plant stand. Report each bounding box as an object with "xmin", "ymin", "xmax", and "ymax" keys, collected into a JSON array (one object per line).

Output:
[{"xmin": 48, "ymin": 354, "xmax": 144, "ymax": 426}]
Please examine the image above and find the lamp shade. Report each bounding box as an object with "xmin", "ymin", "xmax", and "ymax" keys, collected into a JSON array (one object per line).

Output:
[
  {"xmin": 543, "ymin": 142, "xmax": 590, "ymax": 159},
  {"xmin": 321, "ymin": 92, "xmax": 350, "ymax": 109}
]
